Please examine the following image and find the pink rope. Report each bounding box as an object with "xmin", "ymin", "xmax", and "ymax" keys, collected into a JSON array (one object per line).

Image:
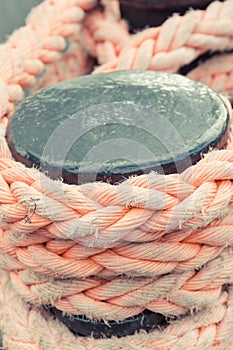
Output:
[
  {"xmin": 1, "ymin": 0, "xmax": 233, "ymax": 348},
  {"xmin": 187, "ymin": 52, "xmax": 233, "ymax": 95},
  {"xmin": 93, "ymin": 0, "xmax": 233, "ymax": 85}
]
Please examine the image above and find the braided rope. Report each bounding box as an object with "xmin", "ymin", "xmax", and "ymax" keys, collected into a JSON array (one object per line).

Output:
[
  {"xmin": 187, "ymin": 52, "xmax": 233, "ymax": 94},
  {"xmin": 93, "ymin": 1, "xmax": 233, "ymax": 82},
  {"xmin": 1, "ymin": 0, "xmax": 233, "ymax": 349},
  {"xmin": 1, "ymin": 268, "xmax": 233, "ymax": 350}
]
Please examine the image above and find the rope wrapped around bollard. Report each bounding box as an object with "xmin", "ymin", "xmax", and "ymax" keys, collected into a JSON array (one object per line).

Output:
[{"xmin": 1, "ymin": 0, "xmax": 233, "ymax": 349}]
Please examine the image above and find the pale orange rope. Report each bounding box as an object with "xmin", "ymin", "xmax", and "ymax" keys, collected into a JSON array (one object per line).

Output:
[
  {"xmin": 92, "ymin": 0, "xmax": 233, "ymax": 87},
  {"xmin": 187, "ymin": 52, "xmax": 233, "ymax": 95},
  {"xmin": 1, "ymin": 0, "xmax": 233, "ymax": 349}
]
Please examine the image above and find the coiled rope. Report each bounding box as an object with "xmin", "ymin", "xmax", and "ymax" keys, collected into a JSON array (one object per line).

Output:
[{"xmin": 1, "ymin": 0, "xmax": 233, "ymax": 349}]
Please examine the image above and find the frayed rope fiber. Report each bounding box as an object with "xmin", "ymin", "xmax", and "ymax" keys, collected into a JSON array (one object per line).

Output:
[{"xmin": 1, "ymin": 0, "xmax": 233, "ymax": 349}]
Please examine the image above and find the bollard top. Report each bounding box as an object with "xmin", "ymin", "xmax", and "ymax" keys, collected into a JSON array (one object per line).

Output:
[{"xmin": 7, "ymin": 71, "xmax": 229, "ymax": 185}]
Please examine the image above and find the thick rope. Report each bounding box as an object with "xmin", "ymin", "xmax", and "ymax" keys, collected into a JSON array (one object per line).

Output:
[
  {"xmin": 92, "ymin": 0, "xmax": 233, "ymax": 92},
  {"xmin": 1, "ymin": 0, "xmax": 233, "ymax": 349},
  {"xmin": 187, "ymin": 52, "xmax": 233, "ymax": 95},
  {"xmin": 1, "ymin": 268, "xmax": 233, "ymax": 350}
]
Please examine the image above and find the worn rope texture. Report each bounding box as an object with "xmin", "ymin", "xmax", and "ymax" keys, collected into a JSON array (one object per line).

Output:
[
  {"xmin": 92, "ymin": 0, "xmax": 233, "ymax": 95},
  {"xmin": 0, "ymin": 0, "xmax": 233, "ymax": 349}
]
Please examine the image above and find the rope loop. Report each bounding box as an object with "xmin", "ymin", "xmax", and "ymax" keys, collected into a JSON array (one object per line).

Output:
[{"xmin": 0, "ymin": 0, "xmax": 233, "ymax": 348}]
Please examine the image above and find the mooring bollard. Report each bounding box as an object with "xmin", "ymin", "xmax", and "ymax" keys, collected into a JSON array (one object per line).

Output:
[
  {"xmin": 1, "ymin": 0, "xmax": 233, "ymax": 349},
  {"xmin": 6, "ymin": 70, "xmax": 230, "ymax": 338}
]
